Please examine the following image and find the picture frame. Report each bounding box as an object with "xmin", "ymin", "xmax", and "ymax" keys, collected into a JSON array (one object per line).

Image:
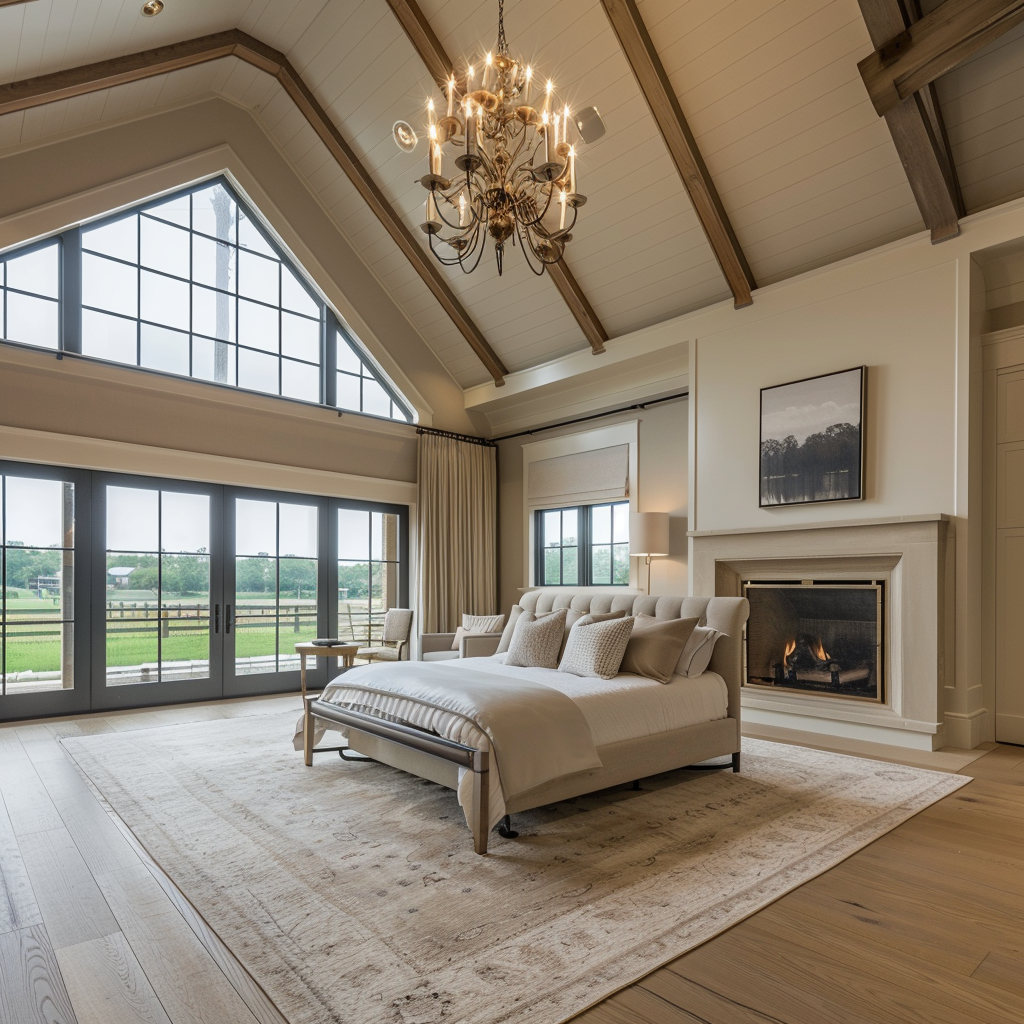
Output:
[{"xmin": 759, "ymin": 366, "xmax": 865, "ymax": 507}]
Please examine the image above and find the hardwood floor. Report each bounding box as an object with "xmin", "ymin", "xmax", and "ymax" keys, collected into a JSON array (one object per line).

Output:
[{"xmin": 1, "ymin": 698, "xmax": 1022, "ymax": 1024}]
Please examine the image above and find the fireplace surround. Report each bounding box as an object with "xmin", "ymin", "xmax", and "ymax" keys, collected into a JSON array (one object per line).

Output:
[{"xmin": 690, "ymin": 515, "xmax": 954, "ymax": 750}]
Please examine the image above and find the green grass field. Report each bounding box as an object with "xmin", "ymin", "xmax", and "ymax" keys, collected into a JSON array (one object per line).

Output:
[{"xmin": 3, "ymin": 627, "xmax": 317, "ymax": 674}]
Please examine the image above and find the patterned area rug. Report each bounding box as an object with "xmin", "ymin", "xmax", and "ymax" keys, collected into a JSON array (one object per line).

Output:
[{"xmin": 63, "ymin": 712, "xmax": 967, "ymax": 1024}]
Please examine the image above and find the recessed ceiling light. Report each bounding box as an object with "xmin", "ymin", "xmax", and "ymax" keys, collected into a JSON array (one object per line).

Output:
[{"xmin": 141, "ymin": 1, "xmax": 164, "ymax": 16}]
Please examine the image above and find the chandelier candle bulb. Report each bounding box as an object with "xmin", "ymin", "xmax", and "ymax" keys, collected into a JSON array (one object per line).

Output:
[
  {"xmin": 568, "ymin": 145, "xmax": 576, "ymax": 195},
  {"xmin": 544, "ymin": 79, "xmax": 553, "ymax": 112},
  {"xmin": 459, "ymin": 192, "xmax": 468, "ymax": 226},
  {"xmin": 447, "ymin": 76, "xmax": 456, "ymax": 117},
  {"xmin": 484, "ymin": 52, "xmax": 493, "ymax": 90},
  {"xmin": 524, "ymin": 65, "xmax": 532, "ymax": 104},
  {"xmin": 427, "ymin": 98, "xmax": 435, "ymax": 126},
  {"xmin": 559, "ymin": 189, "xmax": 567, "ymax": 231}
]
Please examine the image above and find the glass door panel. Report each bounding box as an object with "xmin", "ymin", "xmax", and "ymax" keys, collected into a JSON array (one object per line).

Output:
[
  {"xmin": 337, "ymin": 508, "xmax": 402, "ymax": 646},
  {"xmin": 226, "ymin": 493, "xmax": 324, "ymax": 695},
  {"xmin": 0, "ymin": 464, "xmax": 89, "ymax": 720},
  {"xmin": 92, "ymin": 478, "xmax": 221, "ymax": 709}
]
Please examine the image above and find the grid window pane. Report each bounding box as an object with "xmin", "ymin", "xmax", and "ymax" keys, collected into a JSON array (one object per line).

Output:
[
  {"xmin": 238, "ymin": 210, "xmax": 276, "ymax": 258},
  {"xmin": 362, "ymin": 378, "xmax": 392, "ymax": 417},
  {"xmin": 282, "ymin": 266, "xmax": 318, "ymax": 317},
  {"xmin": 146, "ymin": 194, "xmax": 190, "ymax": 228},
  {"xmin": 537, "ymin": 501, "xmax": 628, "ymax": 588},
  {"xmin": 82, "ymin": 309, "xmax": 137, "ymax": 363},
  {"xmin": 238, "ymin": 299, "xmax": 278, "ymax": 354},
  {"xmin": 282, "ymin": 358, "xmax": 319, "ymax": 402},
  {"xmin": 336, "ymin": 372, "xmax": 361, "ymax": 411},
  {"xmin": 192, "ymin": 183, "xmax": 237, "ymax": 243},
  {"xmin": 192, "ymin": 284, "xmax": 235, "ymax": 342},
  {"xmin": 83, "ymin": 253, "xmax": 138, "ymax": 317},
  {"xmin": 6, "ymin": 245, "xmax": 59, "ymax": 298},
  {"xmin": 336, "ymin": 341, "xmax": 362, "ymax": 374},
  {"xmin": 140, "ymin": 216, "xmax": 190, "ymax": 278},
  {"xmin": 239, "ymin": 250, "xmax": 279, "ymax": 305},
  {"xmin": 238, "ymin": 347, "xmax": 278, "ymax": 394},
  {"xmin": 141, "ymin": 324, "xmax": 190, "ymax": 376},
  {"xmin": 140, "ymin": 270, "xmax": 189, "ymax": 331},
  {"xmin": 6, "ymin": 293, "xmax": 58, "ymax": 349},
  {"xmin": 281, "ymin": 311, "xmax": 320, "ymax": 362},
  {"xmin": 192, "ymin": 234, "xmax": 236, "ymax": 292},
  {"xmin": 192, "ymin": 336, "xmax": 236, "ymax": 386},
  {"xmin": 83, "ymin": 216, "xmax": 138, "ymax": 263},
  {"xmin": 2, "ymin": 474, "xmax": 75, "ymax": 697}
]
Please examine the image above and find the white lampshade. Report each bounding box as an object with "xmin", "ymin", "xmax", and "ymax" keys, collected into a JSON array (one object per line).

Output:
[{"xmin": 629, "ymin": 511, "xmax": 670, "ymax": 557}]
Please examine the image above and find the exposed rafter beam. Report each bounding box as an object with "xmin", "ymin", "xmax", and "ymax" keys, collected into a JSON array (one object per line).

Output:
[
  {"xmin": 857, "ymin": 0, "xmax": 964, "ymax": 243},
  {"xmin": 0, "ymin": 1, "xmax": 40, "ymax": 7},
  {"xmin": 383, "ymin": 0, "xmax": 608, "ymax": 356},
  {"xmin": 599, "ymin": 0, "xmax": 755, "ymax": 309},
  {"xmin": 0, "ymin": 30, "xmax": 509, "ymax": 385},
  {"xmin": 859, "ymin": 0, "xmax": 1024, "ymax": 116}
]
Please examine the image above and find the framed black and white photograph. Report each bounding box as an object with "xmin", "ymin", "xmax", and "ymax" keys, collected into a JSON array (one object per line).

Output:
[{"xmin": 759, "ymin": 366, "xmax": 865, "ymax": 507}]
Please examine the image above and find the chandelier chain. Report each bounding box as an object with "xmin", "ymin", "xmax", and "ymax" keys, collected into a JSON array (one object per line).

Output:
[{"xmin": 497, "ymin": 0, "xmax": 507, "ymax": 55}]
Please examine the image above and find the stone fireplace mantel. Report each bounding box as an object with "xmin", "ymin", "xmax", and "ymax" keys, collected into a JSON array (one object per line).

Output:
[{"xmin": 689, "ymin": 515, "xmax": 954, "ymax": 751}]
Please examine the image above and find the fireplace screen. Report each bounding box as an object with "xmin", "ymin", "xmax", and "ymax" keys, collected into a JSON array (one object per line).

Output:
[{"xmin": 743, "ymin": 581, "xmax": 883, "ymax": 703}]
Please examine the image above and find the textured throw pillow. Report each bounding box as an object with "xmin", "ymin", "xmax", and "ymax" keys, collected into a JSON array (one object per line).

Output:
[
  {"xmin": 676, "ymin": 625, "xmax": 726, "ymax": 678},
  {"xmin": 558, "ymin": 615, "xmax": 635, "ymax": 679},
  {"xmin": 505, "ymin": 609, "xmax": 568, "ymax": 669},
  {"xmin": 620, "ymin": 615, "xmax": 700, "ymax": 683},
  {"xmin": 560, "ymin": 608, "xmax": 625, "ymax": 657},
  {"xmin": 451, "ymin": 612, "xmax": 506, "ymax": 650}
]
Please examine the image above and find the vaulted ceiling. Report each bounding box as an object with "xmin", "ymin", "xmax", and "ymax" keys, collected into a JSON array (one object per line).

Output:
[{"xmin": 2, "ymin": 0, "xmax": 1024, "ymax": 391}]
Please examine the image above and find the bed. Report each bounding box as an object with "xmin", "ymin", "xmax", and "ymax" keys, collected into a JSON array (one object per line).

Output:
[{"xmin": 301, "ymin": 590, "xmax": 749, "ymax": 854}]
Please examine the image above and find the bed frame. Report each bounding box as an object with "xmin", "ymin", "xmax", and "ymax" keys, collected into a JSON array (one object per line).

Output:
[{"xmin": 305, "ymin": 590, "xmax": 750, "ymax": 854}]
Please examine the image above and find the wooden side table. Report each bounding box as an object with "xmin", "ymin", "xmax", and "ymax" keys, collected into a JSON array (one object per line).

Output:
[{"xmin": 295, "ymin": 642, "xmax": 360, "ymax": 766}]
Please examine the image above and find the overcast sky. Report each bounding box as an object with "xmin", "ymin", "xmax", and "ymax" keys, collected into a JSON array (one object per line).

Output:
[{"xmin": 761, "ymin": 368, "xmax": 861, "ymax": 445}]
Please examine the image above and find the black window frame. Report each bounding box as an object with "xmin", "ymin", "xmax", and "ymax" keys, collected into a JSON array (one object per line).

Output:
[
  {"xmin": 534, "ymin": 501, "xmax": 631, "ymax": 587},
  {"xmin": 0, "ymin": 176, "xmax": 413, "ymax": 424}
]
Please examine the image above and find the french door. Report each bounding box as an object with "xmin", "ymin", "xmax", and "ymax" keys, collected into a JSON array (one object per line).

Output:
[
  {"xmin": 0, "ymin": 461, "xmax": 408, "ymax": 720},
  {"xmin": 90, "ymin": 475, "xmax": 223, "ymax": 710}
]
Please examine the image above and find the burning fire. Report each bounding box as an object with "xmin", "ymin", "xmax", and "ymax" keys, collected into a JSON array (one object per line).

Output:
[{"xmin": 783, "ymin": 636, "xmax": 830, "ymax": 666}]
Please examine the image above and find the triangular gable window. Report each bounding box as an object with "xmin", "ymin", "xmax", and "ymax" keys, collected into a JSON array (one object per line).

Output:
[{"xmin": 0, "ymin": 177, "xmax": 413, "ymax": 423}]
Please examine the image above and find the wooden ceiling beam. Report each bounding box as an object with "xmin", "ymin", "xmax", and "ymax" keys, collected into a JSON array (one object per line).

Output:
[
  {"xmin": 859, "ymin": 0, "xmax": 1024, "ymax": 117},
  {"xmin": 600, "ymin": 0, "xmax": 755, "ymax": 309},
  {"xmin": 383, "ymin": 0, "xmax": 608, "ymax": 355},
  {"xmin": 857, "ymin": 0, "xmax": 965, "ymax": 243},
  {"xmin": 0, "ymin": 30, "xmax": 509, "ymax": 385}
]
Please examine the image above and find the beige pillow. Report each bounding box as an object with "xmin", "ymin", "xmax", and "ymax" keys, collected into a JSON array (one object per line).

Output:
[
  {"xmin": 560, "ymin": 608, "xmax": 625, "ymax": 657},
  {"xmin": 558, "ymin": 615, "xmax": 635, "ymax": 679},
  {"xmin": 496, "ymin": 605, "xmax": 524, "ymax": 654},
  {"xmin": 451, "ymin": 612, "xmax": 506, "ymax": 650},
  {"xmin": 620, "ymin": 615, "xmax": 699, "ymax": 683},
  {"xmin": 505, "ymin": 609, "xmax": 568, "ymax": 669},
  {"xmin": 676, "ymin": 626, "xmax": 727, "ymax": 678}
]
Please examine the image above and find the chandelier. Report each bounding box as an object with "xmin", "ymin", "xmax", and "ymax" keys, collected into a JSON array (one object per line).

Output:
[{"xmin": 415, "ymin": 0, "xmax": 584, "ymax": 276}]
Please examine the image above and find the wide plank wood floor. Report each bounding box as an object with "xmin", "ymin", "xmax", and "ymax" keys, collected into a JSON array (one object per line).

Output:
[{"xmin": 0, "ymin": 696, "xmax": 1022, "ymax": 1024}]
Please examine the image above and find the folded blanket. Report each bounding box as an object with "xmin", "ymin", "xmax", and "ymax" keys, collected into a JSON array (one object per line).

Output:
[{"xmin": 295, "ymin": 660, "xmax": 603, "ymax": 829}]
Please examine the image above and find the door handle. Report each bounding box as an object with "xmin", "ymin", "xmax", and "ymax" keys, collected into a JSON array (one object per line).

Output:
[
  {"xmin": 226, "ymin": 604, "xmax": 233, "ymax": 634},
  {"xmin": 214, "ymin": 603, "xmax": 220, "ymax": 633}
]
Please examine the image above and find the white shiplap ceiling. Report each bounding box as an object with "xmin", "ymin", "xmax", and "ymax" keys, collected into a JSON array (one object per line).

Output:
[{"xmin": 2, "ymin": 0, "xmax": 1024, "ymax": 388}]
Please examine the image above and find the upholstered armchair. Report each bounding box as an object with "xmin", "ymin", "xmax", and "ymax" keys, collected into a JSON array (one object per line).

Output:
[
  {"xmin": 420, "ymin": 631, "xmax": 503, "ymax": 662},
  {"xmin": 356, "ymin": 608, "xmax": 413, "ymax": 663}
]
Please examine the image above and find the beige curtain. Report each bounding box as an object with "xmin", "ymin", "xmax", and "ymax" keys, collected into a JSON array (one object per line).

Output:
[{"xmin": 418, "ymin": 433, "xmax": 498, "ymax": 634}]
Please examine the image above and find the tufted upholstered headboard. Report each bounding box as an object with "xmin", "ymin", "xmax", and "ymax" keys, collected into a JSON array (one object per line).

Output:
[{"xmin": 517, "ymin": 589, "xmax": 749, "ymax": 720}]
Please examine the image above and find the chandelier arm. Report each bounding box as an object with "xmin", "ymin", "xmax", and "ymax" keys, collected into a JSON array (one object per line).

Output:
[{"xmin": 515, "ymin": 221, "xmax": 549, "ymax": 277}]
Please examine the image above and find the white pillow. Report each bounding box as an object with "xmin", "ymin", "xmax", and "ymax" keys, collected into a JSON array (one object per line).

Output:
[
  {"xmin": 676, "ymin": 626, "xmax": 726, "ymax": 678},
  {"xmin": 558, "ymin": 616, "xmax": 635, "ymax": 680},
  {"xmin": 451, "ymin": 612, "xmax": 506, "ymax": 650}
]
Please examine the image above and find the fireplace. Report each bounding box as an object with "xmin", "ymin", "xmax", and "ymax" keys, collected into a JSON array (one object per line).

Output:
[{"xmin": 743, "ymin": 580, "xmax": 884, "ymax": 703}]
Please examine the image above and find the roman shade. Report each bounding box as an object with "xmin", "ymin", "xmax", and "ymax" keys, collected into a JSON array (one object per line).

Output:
[{"xmin": 527, "ymin": 444, "xmax": 629, "ymax": 508}]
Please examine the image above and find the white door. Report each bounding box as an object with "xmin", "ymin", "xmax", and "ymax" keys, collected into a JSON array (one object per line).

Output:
[{"xmin": 995, "ymin": 368, "xmax": 1024, "ymax": 743}]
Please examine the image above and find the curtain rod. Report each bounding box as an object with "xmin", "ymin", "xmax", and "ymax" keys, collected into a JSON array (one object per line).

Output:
[
  {"xmin": 491, "ymin": 391, "xmax": 689, "ymax": 443},
  {"xmin": 416, "ymin": 426, "xmax": 497, "ymax": 447}
]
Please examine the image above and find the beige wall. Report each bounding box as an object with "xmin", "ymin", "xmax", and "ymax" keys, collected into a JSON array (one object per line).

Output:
[
  {"xmin": 0, "ymin": 97, "xmax": 483, "ymax": 490},
  {"xmin": 496, "ymin": 398, "xmax": 688, "ymax": 613}
]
